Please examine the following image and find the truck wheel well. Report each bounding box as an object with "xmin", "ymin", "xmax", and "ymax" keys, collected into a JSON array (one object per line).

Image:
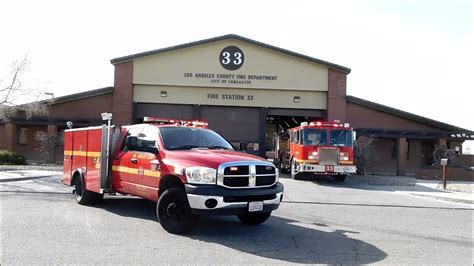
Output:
[
  {"xmin": 71, "ymin": 171, "xmax": 82, "ymax": 187},
  {"xmin": 159, "ymin": 175, "xmax": 185, "ymax": 196}
]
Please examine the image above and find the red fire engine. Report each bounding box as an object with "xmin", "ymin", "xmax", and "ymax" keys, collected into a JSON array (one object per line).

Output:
[
  {"xmin": 62, "ymin": 114, "xmax": 283, "ymax": 234},
  {"xmin": 278, "ymin": 121, "xmax": 357, "ymax": 182}
]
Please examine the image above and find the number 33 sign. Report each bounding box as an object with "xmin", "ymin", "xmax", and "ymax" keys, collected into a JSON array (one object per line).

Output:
[{"xmin": 220, "ymin": 46, "xmax": 244, "ymax": 71}]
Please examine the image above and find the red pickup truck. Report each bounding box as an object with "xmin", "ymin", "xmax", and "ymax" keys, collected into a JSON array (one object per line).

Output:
[{"xmin": 62, "ymin": 116, "xmax": 284, "ymax": 234}]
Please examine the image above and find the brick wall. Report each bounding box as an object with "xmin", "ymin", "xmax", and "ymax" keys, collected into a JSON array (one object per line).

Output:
[
  {"xmin": 112, "ymin": 61, "xmax": 134, "ymax": 125},
  {"xmin": 13, "ymin": 126, "xmax": 47, "ymax": 162},
  {"xmin": 327, "ymin": 69, "xmax": 347, "ymax": 122},
  {"xmin": 0, "ymin": 124, "xmax": 4, "ymax": 149},
  {"xmin": 416, "ymin": 166, "xmax": 473, "ymax": 181}
]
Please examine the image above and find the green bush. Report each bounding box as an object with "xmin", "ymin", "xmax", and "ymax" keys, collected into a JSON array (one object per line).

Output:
[{"xmin": 0, "ymin": 150, "xmax": 27, "ymax": 165}]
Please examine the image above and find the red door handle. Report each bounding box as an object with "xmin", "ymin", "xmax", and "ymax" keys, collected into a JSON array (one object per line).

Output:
[{"xmin": 131, "ymin": 158, "xmax": 138, "ymax": 164}]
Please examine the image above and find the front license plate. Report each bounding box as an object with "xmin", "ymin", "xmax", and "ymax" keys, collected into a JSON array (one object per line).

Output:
[
  {"xmin": 248, "ymin": 201, "xmax": 264, "ymax": 212},
  {"xmin": 325, "ymin": 165, "xmax": 334, "ymax": 172}
]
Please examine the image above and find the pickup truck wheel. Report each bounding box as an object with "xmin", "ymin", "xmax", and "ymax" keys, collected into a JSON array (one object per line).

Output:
[
  {"xmin": 74, "ymin": 176, "xmax": 103, "ymax": 205},
  {"xmin": 290, "ymin": 158, "xmax": 300, "ymax": 180},
  {"xmin": 157, "ymin": 188, "xmax": 198, "ymax": 234},
  {"xmin": 334, "ymin": 175, "xmax": 346, "ymax": 182},
  {"xmin": 237, "ymin": 211, "xmax": 272, "ymax": 225}
]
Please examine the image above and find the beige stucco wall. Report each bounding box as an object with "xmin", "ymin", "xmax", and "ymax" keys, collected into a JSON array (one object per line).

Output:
[
  {"xmin": 134, "ymin": 85, "xmax": 327, "ymax": 109},
  {"xmin": 133, "ymin": 39, "xmax": 328, "ymax": 92}
]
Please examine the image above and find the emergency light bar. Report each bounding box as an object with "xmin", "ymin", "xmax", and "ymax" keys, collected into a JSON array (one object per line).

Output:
[
  {"xmin": 143, "ymin": 117, "xmax": 209, "ymax": 128},
  {"xmin": 307, "ymin": 121, "xmax": 351, "ymax": 128}
]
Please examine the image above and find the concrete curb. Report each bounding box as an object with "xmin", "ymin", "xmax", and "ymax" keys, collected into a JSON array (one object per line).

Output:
[
  {"xmin": 0, "ymin": 175, "xmax": 58, "ymax": 183},
  {"xmin": 407, "ymin": 193, "xmax": 473, "ymax": 205}
]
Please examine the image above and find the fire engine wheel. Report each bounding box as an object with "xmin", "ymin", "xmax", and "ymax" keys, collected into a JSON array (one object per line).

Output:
[
  {"xmin": 74, "ymin": 176, "xmax": 103, "ymax": 205},
  {"xmin": 237, "ymin": 211, "xmax": 272, "ymax": 225},
  {"xmin": 334, "ymin": 175, "xmax": 347, "ymax": 182},
  {"xmin": 290, "ymin": 158, "xmax": 301, "ymax": 180},
  {"xmin": 279, "ymin": 159, "xmax": 288, "ymax": 174},
  {"xmin": 157, "ymin": 188, "xmax": 198, "ymax": 234}
]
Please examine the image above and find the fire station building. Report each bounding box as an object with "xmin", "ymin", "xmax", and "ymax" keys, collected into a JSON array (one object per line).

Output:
[{"xmin": 1, "ymin": 34, "xmax": 473, "ymax": 179}]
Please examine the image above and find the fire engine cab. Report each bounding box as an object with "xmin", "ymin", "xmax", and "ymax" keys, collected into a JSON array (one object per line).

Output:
[
  {"xmin": 280, "ymin": 121, "xmax": 357, "ymax": 182},
  {"xmin": 62, "ymin": 114, "xmax": 283, "ymax": 234}
]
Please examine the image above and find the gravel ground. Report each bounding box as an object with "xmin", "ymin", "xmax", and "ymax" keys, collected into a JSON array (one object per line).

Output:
[{"xmin": 349, "ymin": 174, "xmax": 417, "ymax": 186}]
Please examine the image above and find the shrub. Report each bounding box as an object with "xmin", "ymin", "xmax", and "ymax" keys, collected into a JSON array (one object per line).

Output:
[{"xmin": 0, "ymin": 150, "xmax": 27, "ymax": 165}]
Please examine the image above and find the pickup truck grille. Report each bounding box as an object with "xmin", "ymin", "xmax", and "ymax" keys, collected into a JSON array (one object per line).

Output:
[{"xmin": 217, "ymin": 162, "xmax": 278, "ymax": 189}]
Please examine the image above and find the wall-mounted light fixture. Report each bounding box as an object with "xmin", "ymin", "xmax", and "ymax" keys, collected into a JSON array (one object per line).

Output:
[
  {"xmin": 293, "ymin": 96, "xmax": 300, "ymax": 103},
  {"xmin": 160, "ymin": 91, "xmax": 167, "ymax": 97}
]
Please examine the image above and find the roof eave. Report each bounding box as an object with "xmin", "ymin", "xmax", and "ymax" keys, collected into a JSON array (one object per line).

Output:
[
  {"xmin": 347, "ymin": 95, "xmax": 473, "ymax": 133},
  {"xmin": 110, "ymin": 34, "xmax": 351, "ymax": 74}
]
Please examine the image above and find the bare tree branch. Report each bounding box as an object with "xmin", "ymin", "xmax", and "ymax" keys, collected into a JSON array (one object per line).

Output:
[{"xmin": 0, "ymin": 54, "xmax": 50, "ymax": 121}]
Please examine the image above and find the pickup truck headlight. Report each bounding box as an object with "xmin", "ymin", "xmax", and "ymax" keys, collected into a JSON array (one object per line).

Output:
[{"xmin": 185, "ymin": 167, "xmax": 216, "ymax": 185}]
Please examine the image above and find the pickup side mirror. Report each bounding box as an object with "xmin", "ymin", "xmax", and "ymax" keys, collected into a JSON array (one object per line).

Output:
[
  {"xmin": 239, "ymin": 141, "xmax": 248, "ymax": 152},
  {"xmin": 126, "ymin": 136, "xmax": 138, "ymax": 150}
]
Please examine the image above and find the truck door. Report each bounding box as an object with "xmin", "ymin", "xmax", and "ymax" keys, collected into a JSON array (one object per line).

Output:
[
  {"xmin": 112, "ymin": 127, "xmax": 142, "ymax": 195},
  {"xmin": 125, "ymin": 126, "xmax": 160, "ymax": 201}
]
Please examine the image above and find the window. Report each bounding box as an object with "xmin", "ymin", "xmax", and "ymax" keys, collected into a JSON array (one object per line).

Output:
[
  {"xmin": 329, "ymin": 130, "xmax": 353, "ymax": 147},
  {"xmin": 17, "ymin": 127, "xmax": 28, "ymax": 145},
  {"xmin": 302, "ymin": 129, "xmax": 327, "ymax": 146},
  {"xmin": 136, "ymin": 126, "xmax": 159, "ymax": 153},
  {"xmin": 159, "ymin": 127, "xmax": 234, "ymax": 151},
  {"xmin": 290, "ymin": 130, "xmax": 299, "ymax": 144}
]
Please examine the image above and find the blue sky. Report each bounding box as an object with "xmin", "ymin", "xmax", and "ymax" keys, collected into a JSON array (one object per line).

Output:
[{"xmin": 0, "ymin": 0, "xmax": 472, "ymax": 130}]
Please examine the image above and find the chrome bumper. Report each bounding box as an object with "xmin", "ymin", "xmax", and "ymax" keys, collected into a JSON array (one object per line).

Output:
[
  {"xmin": 187, "ymin": 192, "xmax": 283, "ymax": 210},
  {"xmin": 297, "ymin": 164, "xmax": 357, "ymax": 174}
]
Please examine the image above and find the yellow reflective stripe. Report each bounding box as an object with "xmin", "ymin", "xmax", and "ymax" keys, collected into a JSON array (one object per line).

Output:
[
  {"xmin": 295, "ymin": 159, "xmax": 319, "ymax": 163},
  {"xmin": 144, "ymin": 170, "xmax": 161, "ymax": 178},
  {"xmin": 339, "ymin": 161, "xmax": 354, "ymax": 165},
  {"xmin": 63, "ymin": 150, "xmax": 101, "ymax": 157},
  {"xmin": 112, "ymin": 165, "xmax": 161, "ymax": 178}
]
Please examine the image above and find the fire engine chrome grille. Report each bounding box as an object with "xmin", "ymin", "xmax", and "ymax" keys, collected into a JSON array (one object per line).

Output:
[
  {"xmin": 319, "ymin": 148, "xmax": 339, "ymax": 164},
  {"xmin": 217, "ymin": 161, "xmax": 278, "ymax": 189}
]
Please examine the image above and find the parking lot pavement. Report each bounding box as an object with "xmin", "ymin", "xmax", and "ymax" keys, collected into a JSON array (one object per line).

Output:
[
  {"xmin": 1, "ymin": 169, "xmax": 471, "ymax": 208},
  {"xmin": 1, "ymin": 173, "xmax": 472, "ymax": 264},
  {"xmin": 279, "ymin": 174, "xmax": 473, "ymax": 209}
]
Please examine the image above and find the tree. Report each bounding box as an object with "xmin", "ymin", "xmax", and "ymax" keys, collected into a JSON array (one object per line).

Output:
[
  {"xmin": 354, "ymin": 135, "xmax": 377, "ymax": 175},
  {"xmin": 0, "ymin": 55, "xmax": 50, "ymax": 121},
  {"xmin": 34, "ymin": 131, "xmax": 64, "ymax": 164}
]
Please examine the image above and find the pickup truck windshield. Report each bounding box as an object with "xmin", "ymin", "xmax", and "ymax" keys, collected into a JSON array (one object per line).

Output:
[
  {"xmin": 160, "ymin": 127, "xmax": 234, "ymax": 151},
  {"xmin": 330, "ymin": 129, "xmax": 353, "ymax": 147}
]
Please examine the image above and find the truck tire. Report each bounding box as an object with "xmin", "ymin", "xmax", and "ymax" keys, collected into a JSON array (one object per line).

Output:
[
  {"xmin": 74, "ymin": 176, "xmax": 103, "ymax": 205},
  {"xmin": 237, "ymin": 211, "xmax": 272, "ymax": 225},
  {"xmin": 334, "ymin": 175, "xmax": 346, "ymax": 182},
  {"xmin": 290, "ymin": 158, "xmax": 301, "ymax": 180},
  {"xmin": 157, "ymin": 188, "xmax": 198, "ymax": 234}
]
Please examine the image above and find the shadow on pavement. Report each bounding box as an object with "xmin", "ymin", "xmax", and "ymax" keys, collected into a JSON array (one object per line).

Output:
[{"xmin": 93, "ymin": 197, "xmax": 387, "ymax": 264}]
